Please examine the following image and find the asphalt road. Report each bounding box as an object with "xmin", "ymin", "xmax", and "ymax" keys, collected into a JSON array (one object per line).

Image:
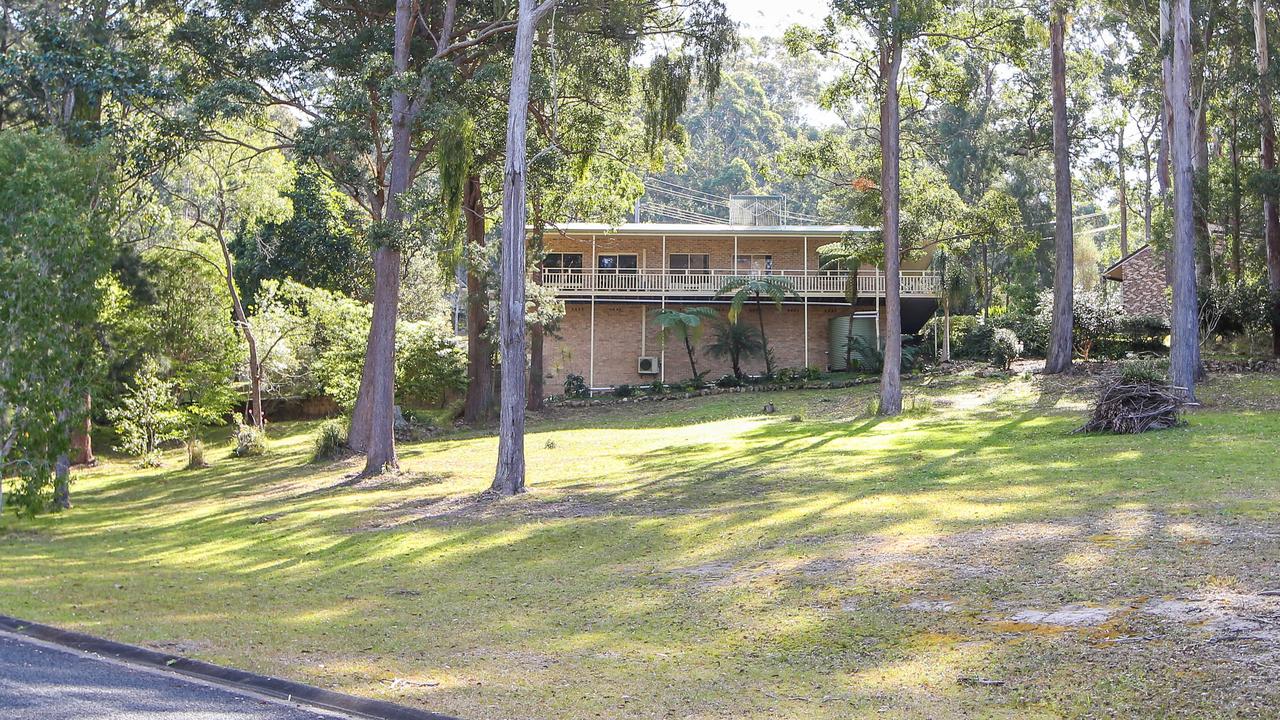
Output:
[{"xmin": 0, "ymin": 632, "xmax": 350, "ymax": 719}]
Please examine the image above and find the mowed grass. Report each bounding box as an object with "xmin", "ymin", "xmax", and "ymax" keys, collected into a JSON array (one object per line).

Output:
[{"xmin": 3, "ymin": 372, "xmax": 1280, "ymax": 719}]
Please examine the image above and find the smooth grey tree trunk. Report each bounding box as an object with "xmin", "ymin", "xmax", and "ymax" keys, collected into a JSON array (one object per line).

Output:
[
  {"xmin": 493, "ymin": 0, "xmax": 555, "ymax": 495},
  {"xmin": 463, "ymin": 175, "xmax": 497, "ymax": 423},
  {"xmin": 1169, "ymin": 0, "xmax": 1199, "ymax": 399},
  {"xmin": 357, "ymin": 0, "xmax": 415, "ymax": 473},
  {"xmin": 1118, "ymin": 125, "xmax": 1129, "ymax": 259},
  {"xmin": 878, "ymin": 1, "xmax": 903, "ymax": 416},
  {"xmin": 1255, "ymin": 0, "xmax": 1280, "ymax": 355},
  {"xmin": 215, "ymin": 231, "xmax": 264, "ymax": 429},
  {"xmin": 1045, "ymin": 2, "xmax": 1074, "ymax": 375}
]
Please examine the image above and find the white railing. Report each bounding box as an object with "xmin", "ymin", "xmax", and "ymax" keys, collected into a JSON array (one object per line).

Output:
[{"xmin": 541, "ymin": 269, "xmax": 941, "ymax": 298}]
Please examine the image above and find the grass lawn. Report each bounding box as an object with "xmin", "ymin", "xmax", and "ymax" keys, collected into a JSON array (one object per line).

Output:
[{"xmin": 3, "ymin": 370, "xmax": 1280, "ymax": 719}]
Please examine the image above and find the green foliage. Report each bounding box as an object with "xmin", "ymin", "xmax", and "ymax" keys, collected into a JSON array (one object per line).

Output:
[
  {"xmin": 990, "ymin": 328, "xmax": 1024, "ymax": 370},
  {"xmin": 612, "ymin": 384, "xmax": 635, "ymax": 399},
  {"xmin": 233, "ymin": 172, "xmax": 371, "ymax": 302},
  {"xmin": 232, "ymin": 423, "xmax": 266, "ymax": 458},
  {"xmin": 705, "ymin": 318, "xmax": 765, "ymax": 379},
  {"xmin": 715, "ymin": 374, "xmax": 743, "ymax": 388},
  {"xmin": 0, "ymin": 130, "xmax": 114, "ymax": 515},
  {"xmin": 715, "ymin": 276, "xmax": 795, "ymax": 376},
  {"xmin": 563, "ymin": 374, "xmax": 590, "ymax": 399},
  {"xmin": 396, "ymin": 321, "xmax": 467, "ymax": 408},
  {"xmin": 1118, "ymin": 358, "xmax": 1169, "ymax": 384},
  {"xmin": 847, "ymin": 336, "xmax": 924, "ymax": 373},
  {"xmin": 106, "ymin": 358, "xmax": 184, "ymax": 464},
  {"xmin": 310, "ymin": 420, "xmax": 350, "ymax": 463},
  {"xmin": 647, "ymin": 379, "xmax": 666, "ymax": 395}
]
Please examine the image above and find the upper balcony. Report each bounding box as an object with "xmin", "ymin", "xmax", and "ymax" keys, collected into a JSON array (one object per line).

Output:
[{"xmin": 541, "ymin": 269, "xmax": 943, "ymax": 300}]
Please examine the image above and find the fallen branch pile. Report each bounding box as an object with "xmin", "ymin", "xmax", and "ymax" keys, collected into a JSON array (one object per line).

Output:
[{"xmin": 1078, "ymin": 380, "xmax": 1189, "ymax": 434}]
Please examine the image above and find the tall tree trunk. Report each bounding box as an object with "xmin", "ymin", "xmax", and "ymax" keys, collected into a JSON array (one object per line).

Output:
[
  {"xmin": 492, "ymin": 0, "xmax": 551, "ymax": 495},
  {"xmin": 215, "ymin": 232, "xmax": 264, "ymax": 428},
  {"xmin": 463, "ymin": 175, "xmax": 496, "ymax": 423},
  {"xmin": 1230, "ymin": 113, "xmax": 1243, "ymax": 284},
  {"xmin": 70, "ymin": 391, "xmax": 93, "ymax": 465},
  {"xmin": 356, "ymin": 0, "xmax": 415, "ymax": 473},
  {"xmin": 1170, "ymin": 0, "xmax": 1200, "ymax": 398},
  {"xmin": 1045, "ymin": 1, "xmax": 1075, "ymax": 375},
  {"xmin": 1255, "ymin": 0, "xmax": 1280, "ymax": 355},
  {"xmin": 878, "ymin": 3, "xmax": 903, "ymax": 416},
  {"xmin": 1141, "ymin": 129, "xmax": 1155, "ymax": 245},
  {"xmin": 53, "ymin": 453, "xmax": 71, "ymax": 510},
  {"xmin": 1118, "ymin": 125, "xmax": 1129, "ymax": 259},
  {"xmin": 1194, "ymin": 98, "xmax": 1213, "ymax": 287}
]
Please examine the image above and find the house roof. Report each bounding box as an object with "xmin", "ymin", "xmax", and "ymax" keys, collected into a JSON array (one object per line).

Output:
[
  {"xmin": 1101, "ymin": 244, "xmax": 1152, "ymax": 282},
  {"xmin": 543, "ymin": 222, "xmax": 877, "ymax": 238}
]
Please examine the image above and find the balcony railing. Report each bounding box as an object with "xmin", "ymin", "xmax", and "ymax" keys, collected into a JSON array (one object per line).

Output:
[{"xmin": 541, "ymin": 269, "xmax": 942, "ymax": 298}]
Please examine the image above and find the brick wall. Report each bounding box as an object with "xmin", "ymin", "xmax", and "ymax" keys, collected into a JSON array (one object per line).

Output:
[
  {"xmin": 1121, "ymin": 247, "xmax": 1170, "ymax": 319},
  {"xmin": 541, "ymin": 301, "xmax": 881, "ymax": 389}
]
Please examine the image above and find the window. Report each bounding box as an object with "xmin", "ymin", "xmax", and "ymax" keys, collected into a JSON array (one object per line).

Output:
[
  {"xmin": 597, "ymin": 254, "xmax": 638, "ymax": 273},
  {"xmin": 543, "ymin": 252, "xmax": 583, "ymax": 272},
  {"xmin": 736, "ymin": 254, "xmax": 773, "ymax": 274},
  {"xmin": 668, "ymin": 253, "xmax": 710, "ymax": 274}
]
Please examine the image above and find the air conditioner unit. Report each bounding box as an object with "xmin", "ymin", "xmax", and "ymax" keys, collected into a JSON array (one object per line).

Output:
[{"xmin": 637, "ymin": 356, "xmax": 660, "ymax": 375}]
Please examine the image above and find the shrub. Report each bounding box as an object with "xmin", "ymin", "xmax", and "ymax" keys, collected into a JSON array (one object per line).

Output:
[
  {"xmin": 954, "ymin": 322, "xmax": 995, "ymax": 361},
  {"xmin": 848, "ymin": 336, "xmax": 923, "ymax": 373},
  {"xmin": 990, "ymin": 328, "xmax": 1023, "ymax": 370},
  {"xmin": 1117, "ymin": 315, "xmax": 1169, "ymax": 352},
  {"xmin": 107, "ymin": 357, "xmax": 185, "ymax": 459},
  {"xmin": 612, "ymin": 384, "xmax": 634, "ymax": 398},
  {"xmin": 773, "ymin": 367, "xmax": 820, "ymax": 384},
  {"xmin": 232, "ymin": 423, "xmax": 266, "ymax": 457},
  {"xmin": 715, "ymin": 374, "xmax": 743, "ymax": 388},
  {"xmin": 310, "ymin": 420, "xmax": 349, "ymax": 462},
  {"xmin": 185, "ymin": 439, "xmax": 207, "ymax": 470},
  {"xmin": 396, "ymin": 321, "xmax": 467, "ymax": 408},
  {"xmin": 647, "ymin": 379, "xmax": 665, "ymax": 395},
  {"xmin": 563, "ymin": 374, "xmax": 589, "ymax": 399},
  {"xmin": 1118, "ymin": 358, "xmax": 1168, "ymax": 384}
]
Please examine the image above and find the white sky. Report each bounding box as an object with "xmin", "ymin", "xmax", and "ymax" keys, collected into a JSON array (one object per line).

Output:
[{"xmin": 724, "ymin": 0, "xmax": 827, "ymax": 37}]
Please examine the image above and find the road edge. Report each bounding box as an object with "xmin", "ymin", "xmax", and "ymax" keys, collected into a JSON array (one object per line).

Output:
[{"xmin": 0, "ymin": 614, "xmax": 459, "ymax": 720}]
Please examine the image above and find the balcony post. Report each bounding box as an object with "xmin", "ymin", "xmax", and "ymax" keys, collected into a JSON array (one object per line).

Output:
[
  {"xmin": 660, "ymin": 234, "xmax": 667, "ymax": 383},
  {"xmin": 803, "ymin": 235, "xmax": 810, "ymax": 368},
  {"xmin": 590, "ymin": 235, "xmax": 596, "ymax": 387},
  {"xmin": 733, "ymin": 235, "xmax": 738, "ymax": 276}
]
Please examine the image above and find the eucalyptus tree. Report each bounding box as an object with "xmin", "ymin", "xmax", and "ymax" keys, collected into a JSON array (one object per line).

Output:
[
  {"xmin": 1043, "ymin": 0, "xmax": 1076, "ymax": 374},
  {"xmin": 1167, "ymin": 0, "xmax": 1199, "ymax": 398},
  {"xmin": 158, "ymin": 123, "xmax": 296, "ymax": 430},
  {"xmin": 489, "ymin": 0, "xmax": 735, "ymax": 495},
  {"xmin": 1254, "ymin": 0, "xmax": 1280, "ymax": 354},
  {"xmin": 787, "ymin": 0, "xmax": 1025, "ymax": 415}
]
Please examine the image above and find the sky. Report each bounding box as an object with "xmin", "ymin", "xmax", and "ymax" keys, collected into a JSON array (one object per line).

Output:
[{"xmin": 723, "ymin": 0, "xmax": 827, "ymax": 37}]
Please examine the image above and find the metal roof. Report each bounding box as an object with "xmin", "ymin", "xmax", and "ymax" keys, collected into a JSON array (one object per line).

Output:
[{"xmin": 543, "ymin": 222, "xmax": 877, "ymax": 238}]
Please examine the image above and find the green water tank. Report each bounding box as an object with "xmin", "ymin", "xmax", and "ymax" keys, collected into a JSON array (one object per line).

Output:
[{"xmin": 827, "ymin": 315, "xmax": 877, "ymax": 371}]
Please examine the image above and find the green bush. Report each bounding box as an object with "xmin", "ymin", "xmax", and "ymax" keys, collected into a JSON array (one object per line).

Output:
[
  {"xmin": 1118, "ymin": 358, "xmax": 1168, "ymax": 384},
  {"xmin": 563, "ymin": 374, "xmax": 589, "ymax": 398},
  {"xmin": 310, "ymin": 420, "xmax": 349, "ymax": 462},
  {"xmin": 396, "ymin": 321, "xmax": 467, "ymax": 408},
  {"xmin": 990, "ymin": 328, "xmax": 1023, "ymax": 370},
  {"xmin": 715, "ymin": 374, "xmax": 743, "ymax": 388},
  {"xmin": 647, "ymin": 379, "xmax": 666, "ymax": 395},
  {"xmin": 612, "ymin": 384, "xmax": 634, "ymax": 398},
  {"xmin": 232, "ymin": 423, "xmax": 266, "ymax": 457}
]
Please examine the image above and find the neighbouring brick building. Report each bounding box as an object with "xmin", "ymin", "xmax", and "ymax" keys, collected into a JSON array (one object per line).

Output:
[
  {"xmin": 1102, "ymin": 244, "xmax": 1170, "ymax": 319},
  {"xmin": 538, "ymin": 220, "xmax": 942, "ymax": 389}
]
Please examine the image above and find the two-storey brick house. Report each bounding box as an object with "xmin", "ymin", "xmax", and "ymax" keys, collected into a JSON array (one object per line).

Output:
[{"xmin": 536, "ymin": 219, "xmax": 944, "ymax": 389}]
